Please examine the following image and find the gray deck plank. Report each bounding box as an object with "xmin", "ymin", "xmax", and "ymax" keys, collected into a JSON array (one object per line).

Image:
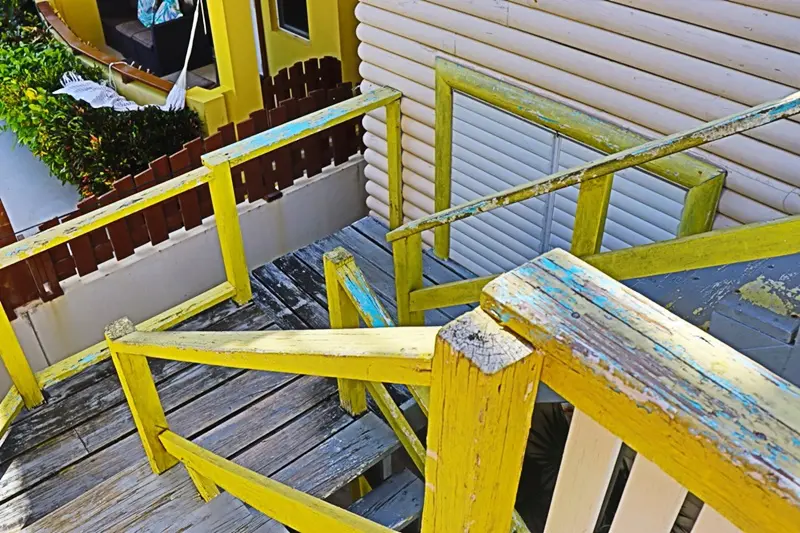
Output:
[
  {"xmin": 348, "ymin": 469, "xmax": 424, "ymax": 530},
  {"xmin": 250, "ymin": 274, "xmax": 307, "ymax": 330},
  {"xmin": 26, "ymin": 397, "xmax": 352, "ymax": 532},
  {"xmin": 0, "ymin": 430, "xmax": 87, "ymax": 504},
  {"xmin": 252, "ymin": 263, "xmax": 330, "ymax": 329},
  {"xmin": 0, "ymin": 359, "xmax": 187, "ymax": 464},
  {"xmin": 353, "ymin": 215, "xmax": 475, "ymax": 280},
  {"xmin": 246, "ymin": 412, "xmax": 400, "ymax": 530},
  {"xmin": 272, "ymin": 252, "xmax": 329, "ymax": 307},
  {"xmin": 0, "ymin": 369, "xmax": 304, "ymax": 529}
]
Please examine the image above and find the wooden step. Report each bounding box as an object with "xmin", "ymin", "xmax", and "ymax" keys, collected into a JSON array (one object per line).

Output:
[
  {"xmin": 348, "ymin": 469, "xmax": 424, "ymax": 530},
  {"xmin": 24, "ymin": 409, "xmax": 402, "ymax": 532}
]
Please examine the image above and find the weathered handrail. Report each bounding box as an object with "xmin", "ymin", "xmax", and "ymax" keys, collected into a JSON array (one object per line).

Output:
[
  {"xmin": 202, "ymin": 87, "xmax": 401, "ymax": 167},
  {"xmin": 386, "ymin": 87, "xmax": 800, "ymax": 244},
  {"xmin": 477, "ymin": 249, "xmax": 800, "ymax": 533},
  {"xmin": 105, "ymin": 246, "xmax": 799, "ymax": 532},
  {"xmin": 0, "ymin": 87, "xmax": 403, "ymax": 415}
]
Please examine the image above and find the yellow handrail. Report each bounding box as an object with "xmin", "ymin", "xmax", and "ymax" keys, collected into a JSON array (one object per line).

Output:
[
  {"xmin": 0, "ymin": 87, "xmax": 403, "ymax": 413},
  {"xmin": 386, "ymin": 81, "xmax": 800, "ymax": 245},
  {"xmin": 104, "ymin": 247, "xmax": 799, "ymax": 532},
  {"xmin": 478, "ymin": 249, "xmax": 800, "ymax": 533}
]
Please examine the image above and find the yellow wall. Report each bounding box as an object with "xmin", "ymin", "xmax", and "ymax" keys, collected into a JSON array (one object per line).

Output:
[
  {"xmin": 50, "ymin": 0, "xmax": 105, "ymax": 48},
  {"xmin": 260, "ymin": 0, "xmax": 360, "ymax": 84}
]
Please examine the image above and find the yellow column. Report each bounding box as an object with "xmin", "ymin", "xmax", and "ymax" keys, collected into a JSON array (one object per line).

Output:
[
  {"xmin": 209, "ymin": 164, "xmax": 252, "ymax": 305},
  {"xmin": 422, "ymin": 309, "xmax": 543, "ymax": 533},
  {"xmin": 206, "ymin": 0, "xmax": 263, "ymax": 123},
  {"xmin": 323, "ymin": 249, "xmax": 367, "ymax": 416},
  {"xmin": 0, "ymin": 312, "xmax": 44, "ymax": 408},
  {"xmin": 105, "ymin": 318, "xmax": 177, "ymax": 474},
  {"xmin": 52, "ymin": 0, "xmax": 105, "ymax": 48}
]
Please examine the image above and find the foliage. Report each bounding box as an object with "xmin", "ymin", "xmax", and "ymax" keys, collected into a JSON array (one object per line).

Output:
[{"xmin": 0, "ymin": 0, "xmax": 201, "ymax": 197}]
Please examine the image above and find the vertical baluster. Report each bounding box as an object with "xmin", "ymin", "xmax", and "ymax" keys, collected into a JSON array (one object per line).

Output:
[
  {"xmin": 208, "ymin": 163, "xmax": 252, "ymax": 305},
  {"xmin": 543, "ymin": 409, "xmax": 623, "ymax": 533},
  {"xmin": 393, "ymin": 233, "xmax": 424, "ymax": 326},
  {"xmin": 608, "ymin": 456, "xmax": 688, "ymax": 533},
  {"xmin": 0, "ymin": 311, "xmax": 43, "ymax": 408},
  {"xmin": 323, "ymin": 249, "xmax": 367, "ymax": 416},
  {"xmin": 105, "ymin": 318, "xmax": 176, "ymax": 474},
  {"xmin": 571, "ymin": 174, "xmax": 614, "ymax": 257},
  {"xmin": 386, "ymin": 99, "xmax": 403, "ymax": 230}
]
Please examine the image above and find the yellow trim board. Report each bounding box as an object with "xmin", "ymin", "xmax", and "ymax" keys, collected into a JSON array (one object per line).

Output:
[
  {"xmin": 108, "ymin": 327, "xmax": 439, "ymax": 386},
  {"xmin": 160, "ymin": 430, "xmax": 394, "ymax": 532}
]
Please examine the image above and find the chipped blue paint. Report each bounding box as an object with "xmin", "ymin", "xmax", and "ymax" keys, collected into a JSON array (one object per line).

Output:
[{"xmin": 482, "ymin": 251, "xmax": 800, "ymax": 505}]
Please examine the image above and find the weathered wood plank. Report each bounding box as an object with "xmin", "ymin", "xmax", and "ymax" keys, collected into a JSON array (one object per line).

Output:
[
  {"xmin": 25, "ymin": 387, "xmax": 345, "ymax": 532},
  {"xmin": 73, "ymin": 364, "xmax": 244, "ymax": 452},
  {"xmin": 273, "ymin": 252, "xmax": 329, "ymax": 308},
  {"xmin": 293, "ymin": 239, "xmax": 400, "ymax": 320},
  {"xmin": 481, "ymin": 249, "xmax": 800, "ymax": 533},
  {"xmin": 160, "ymin": 431, "xmax": 394, "ymax": 533},
  {"xmin": 203, "ymin": 302, "xmax": 275, "ymax": 332},
  {"xmin": 348, "ymin": 469, "xmax": 424, "ymax": 530},
  {"xmin": 0, "ymin": 359, "xmax": 187, "ymax": 463},
  {"xmin": 249, "ymin": 274, "xmax": 307, "ymax": 330},
  {"xmin": 253, "ymin": 263, "xmax": 330, "ymax": 329},
  {"xmin": 0, "ymin": 430, "xmax": 88, "ymax": 504}
]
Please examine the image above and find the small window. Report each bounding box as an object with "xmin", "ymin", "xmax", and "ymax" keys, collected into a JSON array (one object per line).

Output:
[{"xmin": 276, "ymin": 0, "xmax": 309, "ymax": 39}]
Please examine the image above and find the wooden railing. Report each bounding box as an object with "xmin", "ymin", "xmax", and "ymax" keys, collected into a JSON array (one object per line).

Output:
[
  {"xmin": 0, "ymin": 87, "xmax": 401, "ymax": 419},
  {"xmin": 385, "ymin": 58, "xmax": 800, "ymax": 325},
  {"xmin": 0, "ymin": 77, "xmax": 364, "ymax": 318},
  {"xmin": 105, "ymin": 248, "xmax": 800, "ymax": 533}
]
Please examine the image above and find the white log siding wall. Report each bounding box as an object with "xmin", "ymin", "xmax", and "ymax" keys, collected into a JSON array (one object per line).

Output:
[{"xmin": 356, "ymin": 0, "xmax": 800, "ymax": 270}]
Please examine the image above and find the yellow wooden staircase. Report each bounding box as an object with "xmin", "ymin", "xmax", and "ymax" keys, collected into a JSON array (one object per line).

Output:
[{"xmin": 0, "ymin": 64, "xmax": 799, "ymax": 531}]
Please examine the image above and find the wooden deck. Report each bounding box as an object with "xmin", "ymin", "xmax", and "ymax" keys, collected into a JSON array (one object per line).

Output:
[{"xmin": 0, "ymin": 217, "xmax": 467, "ymax": 532}]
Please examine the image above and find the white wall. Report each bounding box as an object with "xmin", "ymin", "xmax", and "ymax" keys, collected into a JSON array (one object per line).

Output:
[
  {"xmin": 357, "ymin": 0, "xmax": 800, "ymax": 237},
  {"xmin": 1, "ymin": 157, "xmax": 367, "ymax": 393}
]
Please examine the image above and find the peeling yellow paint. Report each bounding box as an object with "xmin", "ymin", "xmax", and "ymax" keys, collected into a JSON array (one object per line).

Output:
[{"xmin": 738, "ymin": 276, "xmax": 800, "ymax": 316}]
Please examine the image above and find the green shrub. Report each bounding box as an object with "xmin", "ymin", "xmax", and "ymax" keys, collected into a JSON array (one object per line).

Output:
[{"xmin": 0, "ymin": 1, "xmax": 201, "ymax": 197}]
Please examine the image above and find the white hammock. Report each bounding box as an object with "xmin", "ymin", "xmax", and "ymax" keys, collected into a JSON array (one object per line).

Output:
[{"xmin": 54, "ymin": 0, "xmax": 203, "ymax": 112}]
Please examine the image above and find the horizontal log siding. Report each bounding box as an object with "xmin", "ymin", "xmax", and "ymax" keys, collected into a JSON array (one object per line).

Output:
[{"xmin": 356, "ymin": 0, "xmax": 800, "ymax": 246}]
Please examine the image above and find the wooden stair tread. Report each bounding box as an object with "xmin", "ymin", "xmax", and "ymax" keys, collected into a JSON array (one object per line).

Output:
[
  {"xmin": 348, "ymin": 469, "xmax": 424, "ymax": 530},
  {"xmin": 23, "ymin": 410, "xmax": 399, "ymax": 532}
]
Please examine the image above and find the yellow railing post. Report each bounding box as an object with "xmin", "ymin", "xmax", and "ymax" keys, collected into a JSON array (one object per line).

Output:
[
  {"xmin": 570, "ymin": 174, "xmax": 614, "ymax": 257},
  {"xmin": 0, "ymin": 311, "xmax": 44, "ymax": 408},
  {"xmin": 208, "ymin": 163, "xmax": 252, "ymax": 305},
  {"xmin": 422, "ymin": 309, "xmax": 543, "ymax": 533},
  {"xmin": 386, "ymin": 99, "xmax": 404, "ymax": 230},
  {"xmin": 393, "ymin": 234, "xmax": 424, "ymax": 326},
  {"xmin": 323, "ymin": 249, "xmax": 367, "ymax": 416},
  {"xmin": 105, "ymin": 318, "xmax": 177, "ymax": 474}
]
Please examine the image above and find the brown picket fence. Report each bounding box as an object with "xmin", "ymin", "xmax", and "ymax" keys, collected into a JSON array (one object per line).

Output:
[{"xmin": 0, "ymin": 57, "xmax": 366, "ymax": 319}]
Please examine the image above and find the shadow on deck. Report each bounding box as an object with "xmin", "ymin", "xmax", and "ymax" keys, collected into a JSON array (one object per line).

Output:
[{"xmin": 0, "ymin": 217, "xmax": 469, "ymax": 532}]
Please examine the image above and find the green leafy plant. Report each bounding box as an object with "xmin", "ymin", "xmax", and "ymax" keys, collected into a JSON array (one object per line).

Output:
[{"xmin": 0, "ymin": 0, "xmax": 201, "ymax": 197}]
